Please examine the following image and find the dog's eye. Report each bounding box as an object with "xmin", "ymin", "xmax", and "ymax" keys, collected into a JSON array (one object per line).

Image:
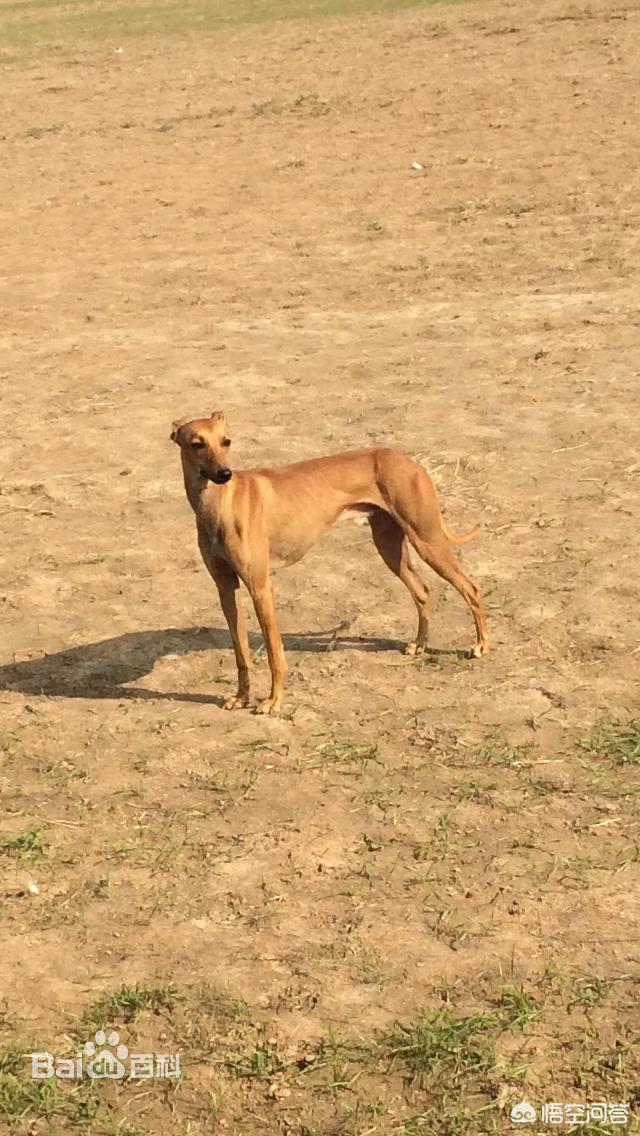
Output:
[
  {"xmin": 190, "ymin": 439, "xmax": 205, "ymax": 449},
  {"xmin": 221, "ymin": 438, "xmax": 231, "ymax": 447}
]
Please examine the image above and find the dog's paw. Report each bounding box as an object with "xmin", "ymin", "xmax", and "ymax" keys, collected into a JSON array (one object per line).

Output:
[
  {"xmin": 404, "ymin": 641, "xmax": 426, "ymax": 657},
  {"xmin": 255, "ymin": 698, "xmax": 282, "ymax": 716},
  {"xmin": 468, "ymin": 642, "xmax": 489, "ymax": 659},
  {"xmin": 223, "ymin": 693, "xmax": 251, "ymax": 710}
]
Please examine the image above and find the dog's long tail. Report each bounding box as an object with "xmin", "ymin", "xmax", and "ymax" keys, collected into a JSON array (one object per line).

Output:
[{"xmin": 441, "ymin": 519, "xmax": 480, "ymax": 545}]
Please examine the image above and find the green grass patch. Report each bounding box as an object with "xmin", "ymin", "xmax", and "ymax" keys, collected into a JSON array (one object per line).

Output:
[
  {"xmin": 0, "ymin": 826, "xmax": 46, "ymax": 861},
  {"xmin": 0, "ymin": 1074, "xmax": 100, "ymax": 1127},
  {"xmin": 0, "ymin": 1042, "xmax": 27, "ymax": 1077},
  {"xmin": 385, "ymin": 1008, "xmax": 498, "ymax": 1080},
  {"xmin": 224, "ymin": 1034, "xmax": 287, "ymax": 1079},
  {"xmin": 301, "ymin": 735, "xmax": 379, "ymax": 772},
  {"xmin": 471, "ymin": 733, "xmax": 533, "ymax": 767},
  {"xmin": 580, "ymin": 717, "xmax": 640, "ymax": 766},
  {"xmin": 568, "ymin": 976, "xmax": 610, "ymax": 1009},
  {"xmin": 2, "ymin": 978, "xmax": 637, "ymax": 1133},
  {"xmin": 0, "ymin": 0, "xmax": 468, "ymax": 61},
  {"xmin": 79, "ymin": 983, "xmax": 176, "ymax": 1037},
  {"xmin": 189, "ymin": 984, "xmax": 251, "ymax": 1023},
  {"xmin": 497, "ymin": 984, "xmax": 540, "ymax": 1029}
]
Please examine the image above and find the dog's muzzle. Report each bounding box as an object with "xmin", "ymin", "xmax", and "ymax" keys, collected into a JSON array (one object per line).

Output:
[{"xmin": 201, "ymin": 467, "xmax": 232, "ymax": 485}]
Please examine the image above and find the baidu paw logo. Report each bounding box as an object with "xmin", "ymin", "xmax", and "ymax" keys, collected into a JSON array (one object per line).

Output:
[{"xmin": 84, "ymin": 1030, "xmax": 129, "ymax": 1080}]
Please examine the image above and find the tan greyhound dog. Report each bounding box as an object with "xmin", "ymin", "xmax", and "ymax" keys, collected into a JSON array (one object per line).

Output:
[{"xmin": 172, "ymin": 412, "xmax": 489, "ymax": 714}]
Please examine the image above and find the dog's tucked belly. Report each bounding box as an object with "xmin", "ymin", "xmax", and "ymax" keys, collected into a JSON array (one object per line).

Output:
[
  {"xmin": 269, "ymin": 503, "xmax": 375, "ymax": 569},
  {"xmin": 338, "ymin": 504, "xmax": 375, "ymax": 525}
]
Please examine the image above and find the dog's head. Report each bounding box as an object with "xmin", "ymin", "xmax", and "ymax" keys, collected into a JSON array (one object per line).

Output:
[{"xmin": 170, "ymin": 411, "xmax": 233, "ymax": 485}]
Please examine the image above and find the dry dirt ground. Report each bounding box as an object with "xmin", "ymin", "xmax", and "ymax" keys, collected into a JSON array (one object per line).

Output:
[{"xmin": 1, "ymin": 0, "xmax": 640, "ymax": 1132}]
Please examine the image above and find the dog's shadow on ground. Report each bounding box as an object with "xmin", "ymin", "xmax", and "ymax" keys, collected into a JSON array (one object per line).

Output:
[{"xmin": 0, "ymin": 625, "xmax": 465, "ymax": 706}]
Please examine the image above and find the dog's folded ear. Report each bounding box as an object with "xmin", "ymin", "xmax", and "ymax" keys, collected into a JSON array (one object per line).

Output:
[{"xmin": 170, "ymin": 419, "xmax": 186, "ymax": 443}]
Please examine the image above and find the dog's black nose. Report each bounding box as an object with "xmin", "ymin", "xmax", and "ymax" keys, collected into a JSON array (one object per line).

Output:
[{"xmin": 213, "ymin": 467, "xmax": 232, "ymax": 484}]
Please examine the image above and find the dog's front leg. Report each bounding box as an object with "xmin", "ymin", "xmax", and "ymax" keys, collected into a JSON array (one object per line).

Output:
[
  {"xmin": 209, "ymin": 559, "xmax": 252, "ymax": 710},
  {"xmin": 249, "ymin": 578, "xmax": 288, "ymax": 715}
]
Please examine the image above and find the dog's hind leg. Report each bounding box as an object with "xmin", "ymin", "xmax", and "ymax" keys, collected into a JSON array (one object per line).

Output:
[
  {"xmin": 369, "ymin": 510, "xmax": 432, "ymax": 654},
  {"xmin": 403, "ymin": 529, "xmax": 489, "ymax": 658}
]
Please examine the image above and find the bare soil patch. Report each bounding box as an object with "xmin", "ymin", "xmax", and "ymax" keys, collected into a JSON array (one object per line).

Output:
[{"xmin": 1, "ymin": 0, "xmax": 639, "ymax": 1132}]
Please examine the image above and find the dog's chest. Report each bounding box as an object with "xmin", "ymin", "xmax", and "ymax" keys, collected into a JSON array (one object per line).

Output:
[
  {"xmin": 200, "ymin": 506, "xmax": 248, "ymax": 562},
  {"xmin": 201, "ymin": 520, "xmax": 231, "ymax": 558}
]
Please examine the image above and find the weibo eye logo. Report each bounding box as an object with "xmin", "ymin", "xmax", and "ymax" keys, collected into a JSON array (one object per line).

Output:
[{"xmin": 511, "ymin": 1101, "xmax": 537, "ymax": 1124}]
